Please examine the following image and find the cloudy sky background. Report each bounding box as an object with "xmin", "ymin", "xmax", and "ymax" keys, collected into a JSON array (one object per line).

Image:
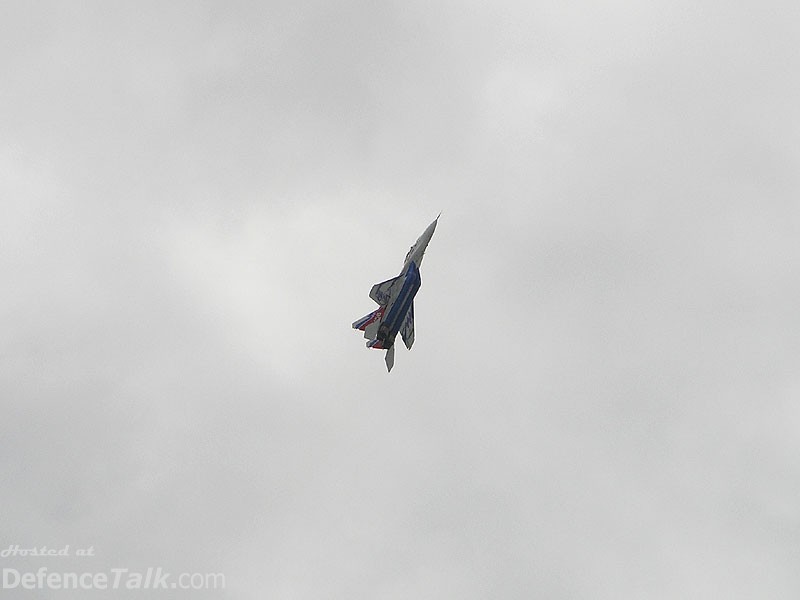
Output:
[{"xmin": 2, "ymin": 1, "xmax": 799, "ymax": 597}]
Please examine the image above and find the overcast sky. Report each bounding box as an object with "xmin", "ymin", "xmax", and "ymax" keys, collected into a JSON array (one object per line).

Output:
[{"xmin": 2, "ymin": 1, "xmax": 799, "ymax": 598}]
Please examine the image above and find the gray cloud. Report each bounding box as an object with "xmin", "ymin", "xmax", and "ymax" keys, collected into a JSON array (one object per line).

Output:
[{"xmin": 2, "ymin": 1, "xmax": 799, "ymax": 598}]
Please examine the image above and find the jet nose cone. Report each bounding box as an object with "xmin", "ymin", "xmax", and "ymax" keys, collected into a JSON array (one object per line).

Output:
[
  {"xmin": 419, "ymin": 220, "xmax": 437, "ymax": 247},
  {"xmin": 425, "ymin": 215, "xmax": 439, "ymax": 237}
]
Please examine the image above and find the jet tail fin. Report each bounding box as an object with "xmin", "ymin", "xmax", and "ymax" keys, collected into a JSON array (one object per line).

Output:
[
  {"xmin": 400, "ymin": 302, "xmax": 415, "ymax": 350},
  {"xmin": 385, "ymin": 345, "xmax": 395, "ymax": 372},
  {"xmin": 353, "ymin": 307, "xmax": 384, "ymax": 340}
]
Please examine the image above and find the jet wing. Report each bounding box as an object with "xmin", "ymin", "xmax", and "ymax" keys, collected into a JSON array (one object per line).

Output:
[
  {"xmin": 400, "ymin": 302, "xmax": 415, "ymax": 350},
  {"xmin": 369, "ymin": 276, "xmax": 401, "ymax": 306}
]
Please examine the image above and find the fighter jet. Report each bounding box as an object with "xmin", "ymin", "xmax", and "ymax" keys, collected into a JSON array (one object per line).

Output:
[{"xmin": 352, "ymin": 215, "xmax": 439, "ymax": 371}]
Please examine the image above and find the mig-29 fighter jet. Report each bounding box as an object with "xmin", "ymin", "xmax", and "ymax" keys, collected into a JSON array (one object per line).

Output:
[{"xmin": 352, "ymin": 216, "xmax": 439, "ymax": 371}]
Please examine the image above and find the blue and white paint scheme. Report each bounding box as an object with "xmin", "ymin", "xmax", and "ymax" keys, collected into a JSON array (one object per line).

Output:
[{"xmin": 352, "ymin": 215, "xmax": 439, "ymax": 371}]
